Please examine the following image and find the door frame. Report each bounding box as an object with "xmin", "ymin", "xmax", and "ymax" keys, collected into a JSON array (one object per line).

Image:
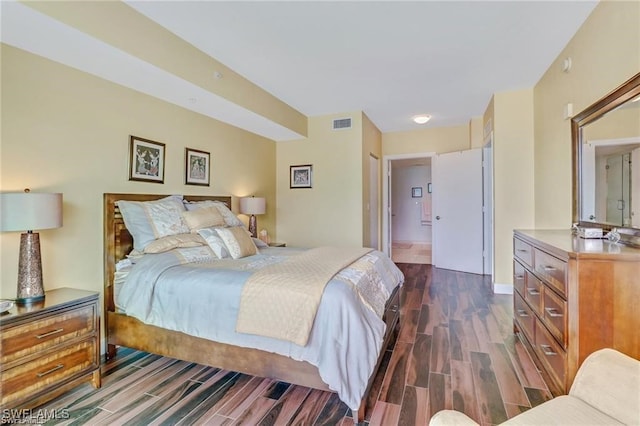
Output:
[{"xmin": 382, "ymin": 152, "xmax": 435, "ymax": 257}]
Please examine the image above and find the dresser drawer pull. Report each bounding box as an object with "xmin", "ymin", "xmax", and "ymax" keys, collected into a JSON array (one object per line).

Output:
[
  {"xmin": 515, "ymin": 274, "xmax": 524, "ymax": 280},
  {"xmin": 516, "ymin": 309, "xmax": 529, "ymax": 317},
  {"xmin": 545, "ymin": 307, "xmax": 563, "ymax": 318},
  {"xmin": 35, "ymin": 328, "xmax": 64, "ymax": 339},
  {"xmin": 542, "ymin": 265, "xmax": 556, "ymax": 272},
  {"xmin": 540, "ymin": 345, "xmax": 557, "ymax": 356},
  {"xmin": 527, "ymin": 288, "xmax": 540, "ymax": 296},
  {"xmin": 36, "ymin": 364, "xmax": 64, "ymax": 378},
  {"xmin": 516, "ymin": 249, "xmax": 529, "ymax": 253},
  {"xmin": 390, "ymin": 304, "xmax": 398, "ymax": 313}
]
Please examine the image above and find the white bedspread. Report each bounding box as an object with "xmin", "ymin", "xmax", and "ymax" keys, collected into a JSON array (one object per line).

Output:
[{"xmin": 116, "ymin": 246, "xmax": 404, "ymax": 410}]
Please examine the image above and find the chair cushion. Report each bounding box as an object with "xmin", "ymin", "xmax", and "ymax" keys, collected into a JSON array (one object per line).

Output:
[{"xmin": 502, "ymin": 395, "xmax": 623, "ymax": 425}]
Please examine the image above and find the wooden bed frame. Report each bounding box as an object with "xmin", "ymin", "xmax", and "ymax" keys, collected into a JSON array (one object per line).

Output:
[{"xmin": 103, "ymin": 193, "xmax": 400, "ymax": 423}]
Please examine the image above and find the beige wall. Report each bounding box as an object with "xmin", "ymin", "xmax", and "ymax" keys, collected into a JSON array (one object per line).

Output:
[
  {"xmin": 534, "ymin": 0, "xmax": 640, "ymax": 229},
  {"xmin": 362, "ymin": 113, "xmax": 382, "ymax": 248},
  {"xmin": 490, "ymin": 89, "xmax": 536, "ymax": 285},
  {"xmin": 382, "ymin": 124, "xmax": 470, "ymax": 155},
  {"xmin": 469, "ymin": 116, "xmax": 485, "ymax": 149},
  {"xmin": 0, "ymin": 45, "xmax": 277, "ymax": 300},
  {"xmin": 276, "ymin": 112, "xmax": 364, "ymax": 247}
]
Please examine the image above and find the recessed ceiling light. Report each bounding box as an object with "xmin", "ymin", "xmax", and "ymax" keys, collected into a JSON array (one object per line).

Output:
[{"xmin": 412, "ymin": 114, "xmax": 431, "ymax": 124}]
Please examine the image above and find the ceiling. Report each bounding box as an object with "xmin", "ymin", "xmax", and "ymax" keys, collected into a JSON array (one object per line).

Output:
[{"xmin": 2, "ymin": 1, "xmax": 599, "ymax": 140}]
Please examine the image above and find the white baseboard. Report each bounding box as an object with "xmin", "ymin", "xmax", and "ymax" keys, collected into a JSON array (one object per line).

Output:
[{"xmin": 493, "ymin": 282, "xmax": 513, "ymax": 294}]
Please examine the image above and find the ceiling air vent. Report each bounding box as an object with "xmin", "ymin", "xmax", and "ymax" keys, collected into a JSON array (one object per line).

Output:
[{"xmin": 332, "ymin": 117, "xmax": 352, "ymax": 130}]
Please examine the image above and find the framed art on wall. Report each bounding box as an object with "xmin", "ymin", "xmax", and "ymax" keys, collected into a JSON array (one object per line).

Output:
[
  {"xmin": 129, "ymin": 135, "xmax": 165, "ymax": 183},
  {"xmin": 290, "ymin": 164, "xmax": 313, "ymax": 188},
  {"xmin": 185, "ymin": 148, "xmax": 210, "ymax": 186}
]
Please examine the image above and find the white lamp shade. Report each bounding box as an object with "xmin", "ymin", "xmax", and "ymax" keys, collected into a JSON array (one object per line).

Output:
[
  {"xmin": 240, "ymin": 197, "xmax": 266, "ymax": 215},
  {"xmin": 1, "ymin": 192, "xmax": 63, "ymax": 232}
]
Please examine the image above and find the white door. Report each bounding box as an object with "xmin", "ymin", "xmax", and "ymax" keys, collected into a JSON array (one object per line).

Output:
[
  {"xmin": 369, "ymin": 154, "xmax": 379, "ymax": 249},
  {"xmin": 432, "ymin": 149, "xmax": 483, "ymax": 274}
]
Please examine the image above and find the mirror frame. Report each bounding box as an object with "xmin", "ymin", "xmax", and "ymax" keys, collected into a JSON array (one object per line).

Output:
[{"xmin": 572, "ymin": 72, "xmax": 640, "ymax": 243}]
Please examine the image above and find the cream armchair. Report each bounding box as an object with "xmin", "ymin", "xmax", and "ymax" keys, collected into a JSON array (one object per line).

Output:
[{"xmin": 429, "ymin": 349, "xmax": 640, "ymax": 425}]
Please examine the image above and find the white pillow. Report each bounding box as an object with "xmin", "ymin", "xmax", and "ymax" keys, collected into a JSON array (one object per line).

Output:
[
  {"xmin": 252, "ymin": 237, "xmax": 268, "ymax": 248},
  {"xmin": 197, "ymin": 227, "xmax": 230, "ymax": 259},
  {"xmin": 215, "ymin": 226, "xmax": 257, "ymax": 259},
  {"xmin": 184, "ymin": 200, "xmax": 243, "ymax": 227},
  {"xmin": 117, "ymin": 195, "xmax": 189, "ymax": 251}
]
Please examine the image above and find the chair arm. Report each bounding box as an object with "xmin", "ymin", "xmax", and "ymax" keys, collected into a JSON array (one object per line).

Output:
[
  {"xmin": 429, "ymin": 409, "xmax": 480, "ymax": 426},
  {"xmin": 569, "ymin": 348, "xmax": 640, "ymax": 425}
]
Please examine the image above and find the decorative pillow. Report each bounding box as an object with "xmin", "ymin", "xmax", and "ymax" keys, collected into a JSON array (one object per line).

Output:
[
  {"xmin": 143, "ymin": 234, "xmax": 206, "ymax": 254},
  {"xmin": 182, "ymin": 206, "xmax": 225, "ymax": 232},
  {"xmin": 117, "ymin": 195, "xmax": 189, "ymax": 251},
  {"xmin": 215, "ymin": 226, "xmax": 257, "ymax": 259},
  {"xmin": 197, "ymin": 227, "xmax": 231, "ymax": 259},
  {"xmin": 252, "ymin": 237, "xmax": 268, "ymax": 248},
  {"xmin": 184, "ymin": 200, "xmax": 243, "ymax": 227}
]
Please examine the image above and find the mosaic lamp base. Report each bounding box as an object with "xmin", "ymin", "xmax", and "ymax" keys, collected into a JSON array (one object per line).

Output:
[{"xmin": 16, "ymin": 231, "xmax": 45, "ymax": 305}]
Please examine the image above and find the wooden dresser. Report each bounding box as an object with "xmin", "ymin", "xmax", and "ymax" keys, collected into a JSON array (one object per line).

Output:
[
  {"xmin": 0, "ymin": 288, "xmax": 101, "ymax": 409},
  {"xmin": 513, "ymin": 229, "xmax": 640, "ymax": 395}
]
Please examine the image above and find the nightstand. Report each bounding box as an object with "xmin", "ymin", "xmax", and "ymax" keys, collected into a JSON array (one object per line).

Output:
[
  {"xmin": 268, "ymin": 242, "xmax": 286, "ymax": 247},
  {"xmin": 0, "ymin": 288, "xmax": 101, "ymax": 409}
]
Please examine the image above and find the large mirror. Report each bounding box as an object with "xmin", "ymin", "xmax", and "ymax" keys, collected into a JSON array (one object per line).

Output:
[{"xmin": 572, "ymin": 72, "xmax": 640, "ymax": 240}]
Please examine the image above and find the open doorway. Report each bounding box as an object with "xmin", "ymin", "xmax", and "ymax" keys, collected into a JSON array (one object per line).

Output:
[{"xmin": 382, "ymin": 153, "xmax": 434, "ymax": 264}]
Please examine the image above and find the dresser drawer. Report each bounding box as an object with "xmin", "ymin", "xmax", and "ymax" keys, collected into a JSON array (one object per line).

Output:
[
  {"xmin": 1, "ymin": 304, "xmax": 97, "ymax": 365},
  {"xmin": 535, "ymin": 321, "xmax": 566, "ymax": 390},
  {"xmin": 514, "ymin": 238, "xmax": 534, "ymax": 268},
  {"xmin": 1, "ymin": 339, "xmax": 98, "ymax": 406},
  {"xmin": 543, "ymin": 287, "xmax": 567, "ymax": 348},
  {"xmin": 524, "ymin": 272, "xmax": 543, "ymax": 316},
  {"xmin": 514, "ymin": 291, "xmax": 535, "ymax": 344},
  {"xmin": 534, "ymin": 249, "xmax": 567, "ymax": 297},
  {"xmin": 513, "ymin": 261, "xmax": 526, "ymax": 297}
]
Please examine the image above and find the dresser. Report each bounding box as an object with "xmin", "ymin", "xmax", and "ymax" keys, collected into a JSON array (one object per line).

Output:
[
  {"xmin": 0, "ymin": 288, "xmax": 101, "ymax": 409},
  {"xmin": 513, "ymin": 230, "xmax": 640, "ymax": 395}
]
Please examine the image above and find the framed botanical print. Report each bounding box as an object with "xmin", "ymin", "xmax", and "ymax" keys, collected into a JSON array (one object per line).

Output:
[
  {"xmin": 129, "ymin": 135, "xmax": 165, "ymax": 183},
  {"xmin": 185, "ymin": 148, "xmax": 210, "ymax": 186}
]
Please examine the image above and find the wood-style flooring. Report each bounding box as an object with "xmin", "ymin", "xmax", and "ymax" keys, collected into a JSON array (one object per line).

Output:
[
  {"xmin": 391, "ymin": 243, "xmax": 431, "ymax": 265},
  {"xmin": 34, "ymin": 264, "xmax": 551, "ymax": 425}
]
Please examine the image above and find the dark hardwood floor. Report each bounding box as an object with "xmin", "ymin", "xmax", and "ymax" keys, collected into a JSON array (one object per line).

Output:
[{"xmin": 35, "ymin": 264, "xmax": 551, "ymax": 425}]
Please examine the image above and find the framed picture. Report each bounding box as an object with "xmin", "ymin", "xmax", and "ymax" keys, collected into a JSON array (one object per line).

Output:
[
  {"xmin": 129, "ymin": 135, "xmax": 165, "ymax": 183},
  {"xmin": 412, "ymin": 187, "xmax": 422, "ymax": 198},
  {"xmin": 185, "ymin": 148, "xmax": 210, "ymax": 186},
  {"xmin": 290, "ymin": 164, "xmax": 313, "ymax": 188}
]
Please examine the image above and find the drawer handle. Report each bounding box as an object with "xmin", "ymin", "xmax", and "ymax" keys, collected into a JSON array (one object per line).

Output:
[
  {"xmin": 37, "ymin": 364, "xmax": 64, "ymax": 378},
  {"xmin": 527, "ymin": 288, "xmax": 540, "ymax": 296},
  {"xmin": 390, "ymin": 304, "xmax": 398, "ymax": 313},
  {"xmin": 35, "ymin": 328, "xmax": 64, "ymax": 339},
  {"xmin": 516, "ymin": 249, "xmax": 529, "ymax": 253},
  {"xmin": 540, "ymin": 344, "xmax": 557, "ymax": 356},
  {"xmin": 545, "ymin": 307, "xmax": 563, "ymax": 318},
  {"xmin": 542, "ymin": 265, "xmax": 556, "ymax": 272},
  {"xmin": 515, "ymin": 274, "xmax": 524, "ymax": 280},
  {"xmin": 517, "ymin": 309, "xmax": 529, "ymax": 317}
]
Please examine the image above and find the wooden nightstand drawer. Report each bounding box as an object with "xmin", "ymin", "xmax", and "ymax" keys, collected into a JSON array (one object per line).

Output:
[
  {"xmin": 1, "ymin": 339, "xmax": 98, "ymax": 406},
  {"xmin": 1, "ymin": 303, "xmax": 97, "ymax": 365},
  {"xmin": 0, "ymin": 288, "xmax": 101, "ymax": 410}
]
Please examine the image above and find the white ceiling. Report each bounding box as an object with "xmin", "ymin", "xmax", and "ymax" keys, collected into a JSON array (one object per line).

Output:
[{"xmin": 2, "ymin": 1, "xmax": 599, "ymax": 140}]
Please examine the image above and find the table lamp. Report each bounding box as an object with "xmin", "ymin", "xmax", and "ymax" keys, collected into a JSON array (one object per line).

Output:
[
  {"xmin": 239, "ymin": 196, "xmax": 266, "ymax": 238},
  {"xmin": 0, "ymin": 190, "xmax": 63, "ymax": 304}
]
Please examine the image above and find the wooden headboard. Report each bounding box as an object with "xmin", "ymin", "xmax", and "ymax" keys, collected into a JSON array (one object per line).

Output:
[{"xmin": 103, "ymin": 193, "xmax": 232, "ymax": 312}]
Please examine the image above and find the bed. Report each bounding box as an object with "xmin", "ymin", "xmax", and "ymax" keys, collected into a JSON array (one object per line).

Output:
[{"xmin": 103, "ymin": 193, "xmax": 403, "ymax": 422}]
